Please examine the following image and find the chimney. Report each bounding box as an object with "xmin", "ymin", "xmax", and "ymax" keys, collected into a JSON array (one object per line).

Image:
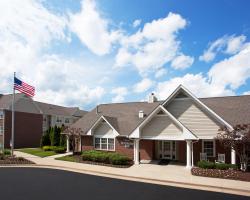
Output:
[
  {"xmin": 96, "ymin": 105, "xmax": 99, "ymax": 114},
  {"xmin": 148, "ymin": 92, "xmax": 157, "ymax": 103},
  {"xmin": 139, "ymin": 110, "xmax": 144, "ymax": 119}
]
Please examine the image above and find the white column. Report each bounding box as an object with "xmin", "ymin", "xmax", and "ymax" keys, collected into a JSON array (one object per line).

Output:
[
  {"xmin": 134, "ymin": 139, "xmax": 140, "ymax": 165},
  {"xmin": 186, "ymin": 140, "xmax": 192, "ymax": 168},
  {"xmin": 66, "ymin": 136, "xmax": 70, "ymax": 153},
  {"xmin": 231, "ymin": 148, "xmax": 236, "ymax": 165}
]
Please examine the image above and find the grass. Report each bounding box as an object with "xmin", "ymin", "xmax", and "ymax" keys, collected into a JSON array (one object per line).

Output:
[
  {"xmin": 18, "ymin": 148, "xmax": 57, "ymax": 157},
  {"xmin": 55, "ymin": 155, "xmax": 78, "ymax": 162}
]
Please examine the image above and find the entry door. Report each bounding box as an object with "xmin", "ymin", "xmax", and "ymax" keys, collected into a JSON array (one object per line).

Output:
[{"xmin": 162, "ymin": 141, "xmax": 172, "ymax": 159}]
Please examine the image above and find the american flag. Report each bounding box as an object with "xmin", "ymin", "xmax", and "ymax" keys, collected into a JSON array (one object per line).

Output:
[{"xmin": 14, "ymin": 77, "xmax": 35, "ymax": 97}]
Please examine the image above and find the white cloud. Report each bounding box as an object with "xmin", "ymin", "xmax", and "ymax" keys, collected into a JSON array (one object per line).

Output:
[
  {"xmin": 133, "ymin": 78, "xmax": 154, "ymax": 93},
  {"xmin": 156, "ymin": 73, "xmax": 234, "ymax": 100},
  {"xmin": 225, "ymin": 35, "xmax": 246, "ymax": 54},
  {"xmin": 156, "ymin": 42, "xmax": 250, "ymax": 100},
  {"xmin": 133, "ymin": 19, "xmax": 141, "ymax": 28},
  {"xmin": 115, "ymin": 12, "xmax": 192, "ymax": 76},
  {"xmin": 0, "ymin": 0, "xmax": 106, "ymax": 108},
  {"xmin": 243, "ymin": 91, "xmax": 250, "ymax": 95},
  {"xmin": 111, "ymin": 87, "xmax": 128, "ymax": 103},
  {"xmin": 171, "ymin": 54, "xmax": 194, "ymax": 70},
  {"xmin": 155, "ymin": 68, "xmax": 167, "ymax": 78},
  {"xmin": 69, "ymin": 0, "xmax": 121, "ymax": 56},
  {"xmin": 199, "ymin": 35, "xmax": 247, "ymax": 62},
  {"xmin": 208, "ymin": 43, "xmax": 250, "ymax": 90}
]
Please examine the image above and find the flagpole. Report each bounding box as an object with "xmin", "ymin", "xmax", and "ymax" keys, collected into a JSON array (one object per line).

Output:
[{"xmin": 11, "ymin": 72, "xmax": 15, "ymax": 156}]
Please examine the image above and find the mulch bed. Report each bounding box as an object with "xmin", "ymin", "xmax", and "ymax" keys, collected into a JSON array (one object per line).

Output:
[
  {"xmin": 191, "ymin": 167, "xmax": 250, "ymax": 182},
  {"xmin": 73, "ymin": 155, "xmax": 133, "ymax": 168},
  {"xmin": 0, "ymin": 156, "xmax": 35, "ymax": 165}
]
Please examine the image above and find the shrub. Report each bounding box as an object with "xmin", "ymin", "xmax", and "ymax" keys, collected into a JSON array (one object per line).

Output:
[
  {"xmin": 40, "ymin": 130, "xmax": 50, "ymax": 147},
  {"xmin": 42, "ymin": 146, "xmax": 56, "ymax": 151},
  {"xmin": 197, "ymin": 161, "xmax": 215, "ymax": 169},
  {"xmin": 4, "ymin": 149, "xmax": 11, "ymax": 155},
  {"xmin": 82, "ymin": 150, "xmax": 131, "ymax": 165},
  {"xmin": 59, "ymin": 134, "xmax": 66, "ymax": 148},
  {"xmin": 0, "ymin": 153, "xmax": 5, "ymax": 160},
  {"xmin": 53, "ymin": 146, "xmax": 66, "ymax": 154},
  {"xmin": 215, "ymin": 163, "xmax": 237, "ymax": 170}
]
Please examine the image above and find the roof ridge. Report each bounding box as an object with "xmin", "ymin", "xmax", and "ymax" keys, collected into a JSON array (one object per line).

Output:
[{"xmin": 199, "ymin": 94, "xmax": 250, "ymax": 99}]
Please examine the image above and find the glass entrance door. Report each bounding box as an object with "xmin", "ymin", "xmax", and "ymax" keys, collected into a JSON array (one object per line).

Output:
[{"xmin": 159, "ymin": 141, "xmax": 176, "ymax": 160}]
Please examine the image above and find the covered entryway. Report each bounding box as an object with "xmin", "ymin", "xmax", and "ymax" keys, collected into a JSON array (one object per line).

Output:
[{"xmin": 157, "ymin": 140, "xmax": 177, "ymax": 160}]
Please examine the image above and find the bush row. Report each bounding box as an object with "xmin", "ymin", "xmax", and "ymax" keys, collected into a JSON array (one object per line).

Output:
[
  {"xmin": 197, "ymin": 161, "xmax": 237, "ymax": 170},
  {"xmin": 82, "ymin": 150, "xmax": 131, "ymax": 166},
  {"xmin": 42, "ymin": 146, "xmax": 66, "ymax": 154}
]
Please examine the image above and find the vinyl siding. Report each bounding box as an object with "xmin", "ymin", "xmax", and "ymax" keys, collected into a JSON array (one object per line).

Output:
[
  {"xmin": 141, "ymin": 115, "xmax": 182, "ymax": 138},
  {"xmin": 93, "ymin": 122, "xmax": 114, "ymax": 137},
  {"xmin": 166, "ymin": 99, "xmax": 221, "ymax": 138}
]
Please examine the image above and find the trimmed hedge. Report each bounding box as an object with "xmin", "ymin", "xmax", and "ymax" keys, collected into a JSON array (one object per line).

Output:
[
  {"xmin": 197, "ymin": 160, "xmax": 237, "ymax": 170},
  {"xmin": 53, "ymin": 146, "xmax": 66, "ymax": 154},
  {"xmin": 42, "ymin": 146, "xmax": 56, "ymax": 151},
  {"xmin": 82, "ymin": 150, "xmax": 131, "ymax": 166}
]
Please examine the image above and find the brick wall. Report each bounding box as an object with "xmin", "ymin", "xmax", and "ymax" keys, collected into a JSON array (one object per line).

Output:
[
  {"xmin": 81, "ymin": 136, "xmax": 94, "ymax": 151},
  {"xmin": 4, "ymin": 110, "xmax": 43, "ymax": 148},
  {"xmin": 140, "ymin": 139, "xmax": 155, "ymax": 160}
]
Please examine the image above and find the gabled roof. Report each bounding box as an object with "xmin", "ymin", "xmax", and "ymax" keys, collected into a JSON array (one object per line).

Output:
[
  {"xmin": 34, "ymin": 101, "xmax": 87, "ymax": 117},
  {"xmin": 0, "ymin": 93, "xmax": 25, "ymax": 109},
  {"xmin": 162, "ymin": 85, "xmax": 233, "ymax": 130},
  {"xmin": 86, "ymin": 115, "xmax": 119, "ymax": 136},
  {"xmin": 64, "ymin": 87, "xmax": 250, "ymax": 137},
  {"xmin": 70, "ymin": 101, "xmax": 160, "ymax": 136}
]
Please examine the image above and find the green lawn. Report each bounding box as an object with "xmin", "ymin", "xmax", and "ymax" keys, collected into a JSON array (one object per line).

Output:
[
  {"xmin": 18, "ymin": 148, "xmax": 57, "ymax": 157},
  {"xmin": 55, "ymin": 155, "xmax": 79, "ymax": 162}
]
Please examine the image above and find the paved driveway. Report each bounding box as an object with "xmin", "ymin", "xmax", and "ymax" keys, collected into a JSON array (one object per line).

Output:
[{"xmin": 0, "ymin": 168, "xmax": 248, "ymax": 200}]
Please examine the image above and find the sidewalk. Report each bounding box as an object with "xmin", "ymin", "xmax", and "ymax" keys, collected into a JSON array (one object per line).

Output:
[{"xmin": 9, "ymin": 151, "xmax": 250, "ymax": 196}]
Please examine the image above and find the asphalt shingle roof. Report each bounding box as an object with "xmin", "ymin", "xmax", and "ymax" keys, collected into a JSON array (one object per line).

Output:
[{"xmin": 70, "ymin": 95, "xmax": 250, "ymax": 136}]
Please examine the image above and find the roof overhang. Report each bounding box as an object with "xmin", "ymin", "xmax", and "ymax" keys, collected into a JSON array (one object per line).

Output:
[
  {"xmin": 129, "ymin": 105, "xmax": 198, "ymax": 140},
  {"xmin": 86, "ymin": 115, "xmax": 119, "ymax": 136},
  {"xmin": 162, "ymin": 84, "xmax": 234, "ymax": 131}
]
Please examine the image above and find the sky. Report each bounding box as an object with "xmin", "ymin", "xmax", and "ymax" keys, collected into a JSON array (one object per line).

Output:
[{"xmin": 0, "ymin": 0, "xmax": 250, "ymax": 111}]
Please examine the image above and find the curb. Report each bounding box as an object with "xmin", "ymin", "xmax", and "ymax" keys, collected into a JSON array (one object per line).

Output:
[{"xmin": 1, "ymin": 164, "xmax": 250, "ymax": 196}]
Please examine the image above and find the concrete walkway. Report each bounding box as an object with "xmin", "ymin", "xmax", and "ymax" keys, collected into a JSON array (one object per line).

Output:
[{"xmin": 9, "ymin": 151, "xmax": 250, "ymax": 196}]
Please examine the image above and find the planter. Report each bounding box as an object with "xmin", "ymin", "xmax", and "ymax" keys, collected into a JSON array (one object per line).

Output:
[
  {"xmin": 191, "ymin": 167, "xmax": 250, "ymax": 182},
  {"xmin": 0, "ymin": 156, "xmax": 35, "ymax": 165}
]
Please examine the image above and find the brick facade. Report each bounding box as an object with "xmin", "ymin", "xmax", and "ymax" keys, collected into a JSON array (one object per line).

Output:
[
  {"xmin": 4, "ymin": 110, "xmax": 43, "ymax": 148},
  {"xmin": 81, "ymin": 136, "xmax": 233, "ymax": 165}
]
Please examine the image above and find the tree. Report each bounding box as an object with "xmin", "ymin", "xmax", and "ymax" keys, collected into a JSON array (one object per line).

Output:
[
  {"xmin": 63, "ymin": 127, "xmax": 83, "ymax": 154},
  {"xmin": 40, "ymin": 129, "xmax": 50, "ymax": 147},
  {"xmin": 217, "ymin": 124, "xmax": 250, "ymax": 171}
]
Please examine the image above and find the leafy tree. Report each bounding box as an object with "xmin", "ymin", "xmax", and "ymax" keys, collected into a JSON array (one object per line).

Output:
[{"xmin": 217, "ymin": 124, "xmax": 250, "ymax": 171}]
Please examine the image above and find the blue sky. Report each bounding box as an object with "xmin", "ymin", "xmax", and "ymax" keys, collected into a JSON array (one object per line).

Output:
[{"xmin": 0, "ymin": 0, "xmax": 250, "ymax": 110}]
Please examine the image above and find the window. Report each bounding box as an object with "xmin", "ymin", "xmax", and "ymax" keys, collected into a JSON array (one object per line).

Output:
[
  {"xmin": 65, "ymin": 118, "xmax": 70, "ymax": 123},
  {"xmin": 0, "ymin": 111, "xmax": 3, "ymax": 119},
  {"xmin": 56, "ymin": 116, "xmax": 62, "ymax": 123},
  {"xmin": 0, "ymin": 126, "xmax": 3, "ymax": 135},
  {"xmin": 203, "ymin": 140, "xmax": 215, "ymax": 157},
  {"xmin": 94, "ymin": 137, "xmax": 115, "ymax": 151}
]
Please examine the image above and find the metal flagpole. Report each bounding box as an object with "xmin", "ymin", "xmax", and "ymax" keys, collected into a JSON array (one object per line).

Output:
[{"xmin": 11, "ymin": 72, "xmax": 15, "ymax": 156}]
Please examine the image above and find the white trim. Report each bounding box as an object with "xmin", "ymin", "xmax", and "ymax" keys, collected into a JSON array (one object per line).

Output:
[
  {"xmin": 129, "ymin": 105, "xmax": 198, "ymax": 140},
  {"xmin": 162, "ymin": 85, "xmax": 233, "ymax": 131},
  {"xmin": 202, "ymin": 139, "xmax": 216, "ymax": 157},
  {"xmin": 93, "ymin": 136, "xmax": 116, "ymax": 151},
  {"xmin": 87, "ymin": 116, "xmax": 119, "ymax": 137}
]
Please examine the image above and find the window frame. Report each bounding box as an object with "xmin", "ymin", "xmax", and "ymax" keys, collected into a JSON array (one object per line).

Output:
[
  {"xmin": 0, "ymin": 125, "xmax": 4, "ymax": 135},
  {"xmin": 0, "ymin": 110, "xmax": 4, "ymax": 119},
  {"xmin": 202, "ymin": 140, "xmax": 216, "ymax": 157},
  {"xmin": 94, "ymin": 136, "xmax": 115, "ymax": 151}
]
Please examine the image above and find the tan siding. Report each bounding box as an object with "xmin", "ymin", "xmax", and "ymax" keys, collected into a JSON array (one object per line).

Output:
[
  {"xmin": 93, "ymin": 122, "xmax": 113, "ymax": 137},
  {"xmin": 141, "ymin": 115, "xmax": 181, "ymax": 137},
  {"xmin": 166, "ymin": 99, "xmax": 221, "ymax": 138}
]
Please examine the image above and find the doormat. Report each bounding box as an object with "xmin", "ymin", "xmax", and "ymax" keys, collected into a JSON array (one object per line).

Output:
[{"xmin": 158, "ymin": 159, "xmax": 170, "ymax": 165}]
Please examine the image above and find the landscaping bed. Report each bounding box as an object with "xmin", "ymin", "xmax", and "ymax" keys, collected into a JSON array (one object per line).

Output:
[
  {"xmin": 0, "ymin": 150, "xmax": 34, "ymax": 165},
  {"xmin": 191, "ymin": 161, "xmax": 250, "ymax": 182},
  {"xmin": 56, "ymin": 150, "xmax": 133, "ymax": 168},
  {"xmin": 191, "ymin": 167, "xmax": 250, "ymax": 182}
]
